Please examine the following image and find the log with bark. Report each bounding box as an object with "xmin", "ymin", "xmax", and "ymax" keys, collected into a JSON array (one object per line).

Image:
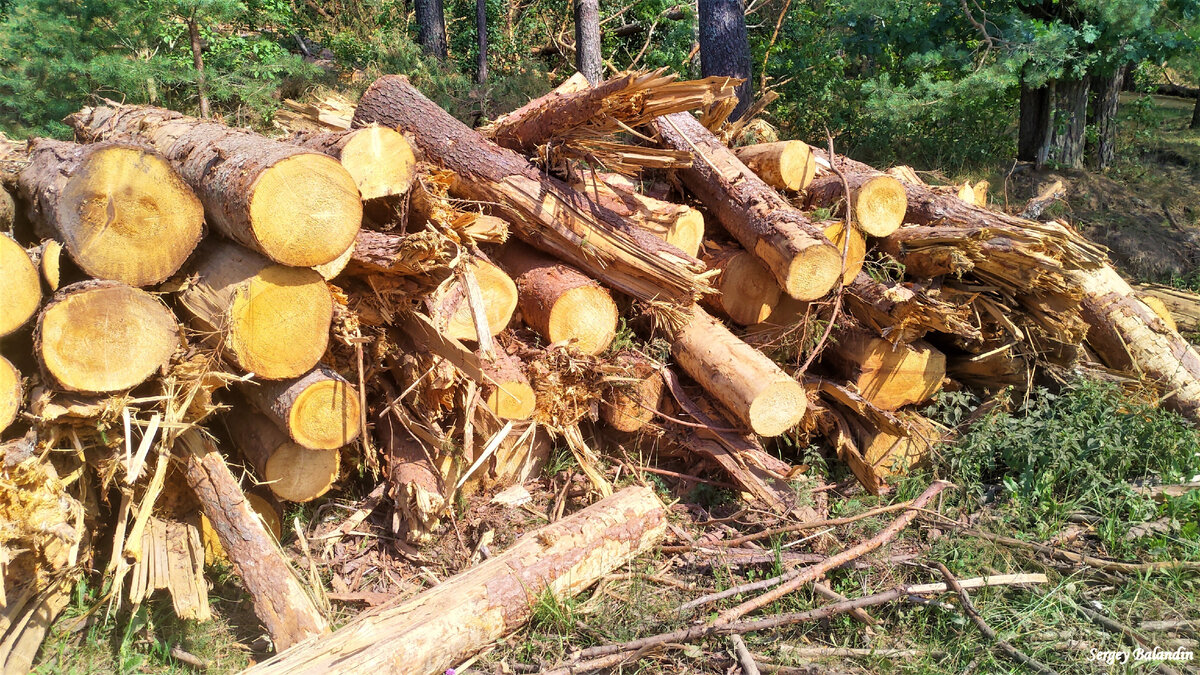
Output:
[
  {"xmin": 18, "ymin": 139, "xmax": 204, "ymax": 286},
  {"xmin": 426, "ymin": 255, "xmax": 518, "ymax": 342},
  {"xmin": 1135, "ymin": 284, "xmax": 1200, "ymax": 333},
  {"xmin": 244, "ymin": 485, "xmax": 665, "ymax": 675},
  {"xmin": 0, "ymin": 233, "xmax": 40, "ymax": 337},
  {"xmin": 822, "ymin": 220, "xmax": 867, "ymax": 285},
  {"xmin": 652, "ymin": 112, "xmax": 842, "ymax": 301},
  {"xmin": 36, "ymin": 281, "xmax": 180, "ymax": 393},
  {"xmin": 240, "ymin": 364, "xmax": 362, "ymax": 451},
  {"xmin": 804, "ymin": 172, "xmax": 907, "ymax": 238},
  {"xmin": 600, "ymin": 351, "xmax": 664, "ymax": 433},
  {"xmin": 824, "ymin": 328, "xmax": 946, "ymax": 411},
  {"xmin": 344, "ymin": 229, "xmax": 453, "ymax": 278},
  {"xmin": 66, "ymin": 103, "xmax": 363, "ymax": 267},
  {"xmin": 176, "ymin": 241, "xmax": 333, "ymax": 380},
  {"xmin": 700, "ymin": 245, "xmax": 781, "ymax": 326},
  {"xmin": 734, "ymin": 141, "xmax": 817, "ymax": 191},
  {"xmin": 224, "ymin": 406, "xmax": 341, "ymax": 503},
  {"xmin": 0, "ymin": 356, "xmax": 20, "ymax": 433},
  {"xmin": 288, "ymin": 125, "xmax": 416, "ymax": 201},
  {"xmin": 352, "ymin": 75, "xmax": 708, "ymax": 309},
  {"xmin": 571, "ymin": 171, "xmax": 705, "ymax": 257},
  {"xmin": 378, "ymin": 405, "xmax": 446, "ymax": 542},
  {"xmin": 178, "ymin": 430, "xmax": 329, "ymax": 651},
  {"xmin": 845, "ymin": 273, "xmax": 981, "ymax": 345},
  {"xmin": 493, "ymin": 241, "xmax": 619, "ymax": 355}
]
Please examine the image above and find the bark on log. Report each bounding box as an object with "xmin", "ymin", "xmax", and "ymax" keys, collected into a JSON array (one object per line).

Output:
[
  {"xmin": 177, "ymin": 241, "xmax": 333, "ymax": 380},
  {"xmin": 244, "ymin": 485, "xmax": 665, "ymax": 675},
  {"xmin": 672, "ymin": 307, "xmax": 807, "ymax": 436},
  {"xmin": 653, "ymin": 112, "xmax": 841, "ymax": 301},
  {"xmin": 344, "ymin": 229, "xmax": 452, "ymax": 277},
  {"xmin": 426, "ymin": 255, "xmax": 518, "ymax": 342},
  {"xmin": 1135, "ymin": 284, "xmax": 1200, "ymax": 333},
  {"xmin": 494, "ymin": 242, "xmax": 618, "ymax": 355},
  {"xmin": 18, "ymin": 139, "xmax": 203, "ymax": 286},
  {"xmin": 0, "ymin": 356, "xmax": 21, "ymax": 433},
  {"xmin": 66, "ymin": 103, "xmax": 362, "ymax": 267},
  {"xmin": 571, "ymin": 171, "xmax": 704, "ymax": 257},
  {"xmin": 479, "ymin": 350, "xmax": 537, "ymax": 421},
  {"xmin": 700, "ymin": 245, "xmax": 781, "ymax": 326},
  {"xmin": 240, "ymin": 364, "xmax": 362, "ymax": 451},
  {"xmin": 825, "ymin": 329, "xmax": 945, "ymax": 411},
  {"xmin": 698, "ymin": 0, "xmax": 753, "ymax": 120},
  {"xmin": 600, "ymin": 351, "xmax": 664, "ymax": 433},
  {"xmin": 804, "ymin": 172, "xmax": 907, "ymax": 238},
  {"xmin": 0, "ymin": 234, "xmax": 40, "ymax": 337},
  {"xmin": 224, "ymin": 407, "xmax": 340, "ymax": 503},
  {"xmin": 353, "ymin": 75, "xmax": 706, "ymax": 307},
  {"xmin": 733, "ymin": 141, "xmax": 816, "ymax": 191},
  {"xmin": 378, "ymin": 407, "xmax": 446, "ymax": 542},
  {"xmin": 288, "ymin": 126, "xmax": 415, "ymax": 200},
  {"xmin": 178, "ymin": 430, "xmax": 328, "ymax": 651},
  {"xmin": 36, "ymin": 281, "xmax": 180, "ymax": 393},
  {"xmin": 845, "ymin": 273, "xmax": 980, "ymax": 345}
]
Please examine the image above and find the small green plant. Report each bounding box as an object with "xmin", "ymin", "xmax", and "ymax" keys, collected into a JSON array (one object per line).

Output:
[{"xmin": 529, "ymin": 588, "xmax": 579, "ymax": 636}]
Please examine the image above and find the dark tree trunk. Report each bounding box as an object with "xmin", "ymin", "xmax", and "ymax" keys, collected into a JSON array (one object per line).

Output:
[
  {"xmin": 574, "ymin": 0, "xmax": 602, "ymax": 84},
  {"xmin": 187, "ymin": 17, "xmax": 210, "ymax": 118},
  {"xmin": 1192, "ymin": 96, "xmax": 1200, "ymax": 130},
  {"xmin": 1050, "ymin": 77, "xmax": 1088, "ymax": 169},
  {"xmin": 698, "ymin": 0, "xmax": 753, "ymax": 121},
  {"xmin": 476, "ymin": 0, "xmax": 488, "ymax": 84},
  {"xmin": 414, "ymin": 0, "xmax": 448, "ymax": 59},
  {"xmin": 1017, "ymin": 81, "xmax": 1054, "ymax": 166},
  {"xmin": 1089, "ymin": 69, "xmax": 1122, "ymax": 170}
]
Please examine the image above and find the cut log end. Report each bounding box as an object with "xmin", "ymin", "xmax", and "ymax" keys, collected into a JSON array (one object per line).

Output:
[
  {"xmin": 441, "ymin": 258, "xmax": 518, "ymax": 342},
  {"xmin": 735, "ymin": 141, "xmax": 816, "ymax": 191},
  {"xmin": 854, "ymin": 175, "xmax": 907, "ymax": 237},
  {"xmin": 748, "ymin": 378, "xmax": 808, "ymax": 437},
  {"xmin": 784, "ymin": 242, "xmax": 844, "ymax": 301},
  {"xmin": 38, "ymin": 282, "xmax": 179, "ymax": 393},
  {"xmin": 0, "ymin": 235, "xmax": 41, "ymax": 337},
  {"xmin": 485, "ymin": 380, "xmax": 537, "ymax": 420},
  {"xmin": 265, "ymin": 443, "xmax": 340, "ymax": 503},
  {"xmin": 703, "ymin": 248, "xmax": 781, "ymax": 325},
  {"xmin": 0, "ymin": 356, "xmax": 21, "ymax": 433},
  {"xmin": 229, "ymin": 265, "xmax": 333, "ymax": 380},
  {"xmin": 822, "ymin": 221, "xmax": 867, "ymax": 285},
  {"xmin": 248, "ymin": 153, "xmax": 363, "ymax": 267},
  {"xmin": 665, "ymin": 208, "xmax": 706, "ymax": 259},
  {"xmin": 833, "ymin": 333, "xmax": 946, "ymax": 411},
  {"xmin": 288, "ymin": 378, "xmax": 362, "ymax": 450},
  {"xmin": 40, "ymin": 240, "xmax": 63, "ymax": 290},
  {"xmin": 340, "ymin": 126, "xmax": 416, "ymax": 200},
  {"xmin": 548, "ymin": 285, "xmax": 620, "ymax": 355}
]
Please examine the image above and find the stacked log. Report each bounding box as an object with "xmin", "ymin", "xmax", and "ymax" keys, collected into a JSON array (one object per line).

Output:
[{"xmin": 0, "ymin": 233, "xmax": 40, "ymax": 336}]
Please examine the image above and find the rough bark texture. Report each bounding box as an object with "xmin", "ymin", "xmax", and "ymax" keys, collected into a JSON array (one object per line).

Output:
[
  {"xmin": 0, "ymin": 356, "xmax": 21, "ymax": 433},
  {"xmin": 0, "ymin": 186, "xmax": 14, "ymax": 233},
  {"xmin": 804, "ymin": 172, "xmax": 906, "ymax": 238},
  {"xmin": 66, "ymin": 103, "xmax": 362, "ymax": 267},
  {"xmin": 845, "ymin": 273, "xmax": 979, "ymax": 346},
  {"xmin": 1018, "ymin": 81, "xmax": 1054, "ymax": 166},
  {"xmin": 344, "ymin": 229, "xmax": 450, "ymax": 277},
  {"xmin": 18, "ymin": 139, "xmax": 204, "ymax": 286},
  {"xmin": 484, "ymin": 72, "xmax": 595, "ymax": 154},
  {"xmin": 476, "ymin": 0, "xmax": 488, "ymax": 83},
  {"xmin": 414, "ymin": 0, "xmax": 448, "ymax": 59},
  {"xmin": 244, "ymin": 486, "xmax": 665, "ymax": 675},
  {"xmin": 1090, "ymin": 70, "xmax": 1122, "ymax": 170},
  {"xmin": 240, "ymin": 364, "xmax": 362, "ymax": 451},
  {"xmin": 353, "ymin": 75, "xmax": 705, "ymax": 307},
  {"xmin": 600, "ymin": 351, "xmax": 664, "ymax": 433},
  {"xmin": 1050, "ymin": 78, "xmax": 1088, "ymax": 169},
  {"xmin": 0, "ymin": 233, "xmax": 41, "ymax": 337},
  {"xmin": 700, "ymin": 246, "xmax": 781, "ymax": 326},
  {"xmin": 224, "ymin": 406, "xmax": 340, "ymax": 503},
  {"xmin": 699, "ymin": 0, "xmax": 752, "ymax": 120},
  {"xmin": 574, "ymin": 0, "xmax": 602, "ymax": 84},
  {"xmin": 287, "ymin": 126, "xmax": 415, "ymax": 200},
  {"xmin": 654, "ymin": 112, "xmax": 841, "ymax": 300},
  {"xmin": 178, "ymin": 430, "xmax": 328, "ymax": 651}
]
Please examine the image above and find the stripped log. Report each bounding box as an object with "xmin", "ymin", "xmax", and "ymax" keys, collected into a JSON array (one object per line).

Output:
[
  {"xmin": 244, "ymin": 486, "xmax": 665, "ymax": 675},
  {"xmin": 0, "ymin": 356, "xmax": 21, "ymax": 433},
  {"xmin": 178, "ymin": 430, "xmax": 329, "ymax": 651},
  {"xmin": 240, "ymin": 364, "xmax": 362, "ymax": 451},
  {"xmin": 18, "ymin": 139, "xmax": 204, "ymax": 286},
  {"xmin": 600, "ymin": 351, "xmax": 664, "ymax": 433},
  {"xmin": 288, "ymin": 125, "xmax": 416, "ymax": 200},
  {"xmin": 734, "ymin": 141, "xmax": 816, "ymax": 191},
  {"xmin": 825, "ymin": 328, "xmax": 946, "ymax": 411},
  {"xmin": 700, "ymin": 245, "xmax": 781, "ymax": 326},
  {"xmin": 0, "ymin": 234, "xmax": 40, "ymax": 337},
  {"xmin": 426, "ymin": 255, "xmax": 518, "ymax": 342},
  {"xmin": 571, "ymin": 171, "xmax": 704, "ymax": 257},
  {"xmin": 653, "ymin": 112, "xmax": 841, "ymax": 301},
  {"xmin": 67, "ymin": 103, "xmax": 362, "ymax": 267},
  {"xmin": 804, "ymin": 172, "xmax": 906, "ymax": 238},
  {"xmin": 224, "ymin": 407, "xmax": 340, "ymax": 503}
]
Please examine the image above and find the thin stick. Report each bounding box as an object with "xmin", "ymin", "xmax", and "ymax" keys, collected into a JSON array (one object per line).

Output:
[
  {"xmin": 813, "ymin": 581, "xmax": 876, "ymax": 626},
  {"xmin": 934, "ymin": 562, "xmax": 1058, "ymax": 675},
  {"xmin": 730, "ymin": 635, "xmax": 760, "ymax": 675},
  {"xmin": 955, "ymin": 526, "xmax": 1200, "ymax": 574}
]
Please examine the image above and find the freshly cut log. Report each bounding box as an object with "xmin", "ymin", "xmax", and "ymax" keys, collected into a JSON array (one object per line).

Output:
[
  {"xmin": 1136, "ymin": 284, "xmax": 1199, "ymax": 333},
  {"xmin": 27, "ymin": 239, "xmax": 63, "ymax": 291},
  {"xmin": 177, "ymin": 241, "xmax": 333, "ymax": 380},
  {"xmin": 571, "ymin": 171, "xmax": 704, "ymax": 257},
  {"xmin": 494, "ymin": 243, "xmax": 618, "ymax": 355},
  {"xmin": 700, "ymin": 245, "xmax": 781, "ymax": 326},
  {"xmin": 733, "ymin": 141, "xmax": 816, "ymax": 191},
  {"xmin": 672, "ymin": 307, "xmax": 807, "ymax": 436},
  {"xmin": 345, "ymin": 229, "xmax": 453, "ymax": 277},
  {"xmin": 244, "ymin": 485, "xmax": 665, "ymax": 675},
  {"xmin": 178, "ymin": 430, "xmax": 328, "ymax": 651},
  {"xmin": 854, "ymin": 411, "xmax": 938, "ymax": 481},
  {"xmin": 224, "ymin": 407, "xmax": 340, "ymax": 503},
  {"xmin": 822, "ymin": 220, "xmax": 867, "ymax": 285},
  {"xmin": 351, "ymin": 75, "xmax": 707, "ymax": 307},
  {"xmin": 312, "ymin": 241, "xmax": 354, "ymax": 281},
  {"xmin": 600, "ymin": 351, "xmax": 664, "ymax": 432},
  {"xmin": 67, "ymin": 103, "xmax": 362, "ymax": 267},
  {"xmin": 427, "ymin": 256, "xmax": 518, "ymax": 342},
  {"xmin": 804, "ymin": 172, "xmax": 907, "ymax": 238},
  {"xmin": 288, "ymin": 125, "xmax": 416, "ymax": 200},
  {"xmin": 241, "ymin": 364, "xmax": 362, "ymax": 451},
  {"xmin": 18, "ymin": 139, "xmax": 204, "ymax": 286},
  {"xmin": 653, "ymin": 112, "xmax": 841, "ymax": 301},
  {"xmin": 1071, "ymin": 265, "xmax": 1200, "ymax": 420},
  {"xmin": 825, "ymin": 329, "xmax": 946, "ymax": 411},
  {"xmin": 480, "ymin": 351, "xmax": 537, "ymax": 421},
  {"xmin": 0, "ymin": 356, "xmax": 20, "ymax": 433},
  {"xmin": 0, "ymin": 234, "xmax": 40, "ymax": 337},
  {"xmin": 36, "ymin": 281, "xmax": 179, "ymax": 393}
]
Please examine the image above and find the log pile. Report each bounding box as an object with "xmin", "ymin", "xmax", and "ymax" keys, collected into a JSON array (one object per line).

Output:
[{"xmin": 2, "ymin": 68, "xmax": 1197, "ymax": 673}]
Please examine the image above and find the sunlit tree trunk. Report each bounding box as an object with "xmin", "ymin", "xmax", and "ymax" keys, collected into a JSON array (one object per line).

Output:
[
  {"xmin": 574, "ymin": 0, "xmax": 602, "ymax": 84},
  {"xmin": 476, "ymin": 0, "xmax": 488, "ymax": 83},
  {"xmin": 187, "ymin": 16, "xmax": 210, "ymax": 118}
]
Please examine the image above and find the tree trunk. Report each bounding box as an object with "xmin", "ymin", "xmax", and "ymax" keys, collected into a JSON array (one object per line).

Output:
[
  {"xmin": 698, "ymin": 0, "xmax": 753, "ymax": 120},
  {"xmin": 244, "ymin": 486, "xmax": 665, "ymax": 675},
  {"xmin": 733, "ymin": 141, "xmax": 816, "ymax": 191},
  {"xmin": 187, "ymin": 17, "xmax": 210, "ymax": 119},
  {"xmin": 35, "ymin": 281, "xmax": 179, "ymax": 394},
  {"xmin": 0, "ymin": 356, "xmax": 21, "ymax": 434},
  {"xmin": 1192, "ymin": 95, "xmax": 1200, "ymax": 130},
  {"xmin": 700, "ymin": 245, "xmax": 781, "ymax": 325},
  {"xmin": 239, "ymin": 364, "xmax": 362, "ymax": 451},
  {"xmin": 653, "ymin": 112, "xmax": 841, "ymax": 300},
  {"xmin": 574, "ymin": 0, "xmax": 602, "ymax": 84},
  {"xmin": 66, "ymin": 103, "xmax": 362, "ymax": 267},
  {"xmin": 570, "ymin": 171, "xmax": 704, "ymax": 257},
  {"xmin": 1090, "ymin": 69, "xmax": 1122, "ymax": 170},
  {"xmin": 18, "ymin": 139, "xmax": 204, "ymax": 286},
  {"xmin": 176, "ymin": 240, "xmax": 333, "ymax": 380},
  {"xmin": 600, "ymin": 351, "xmax": 663, "ymax": 433},
  {"xmin": 0, "ymin": 234, "xmax": 41, "ymax": 337},
  {"xmin": 824, "ymin": 329, "xmax": 946, "ymax": 411},
  {"xmin": 672, "ymin": 307, "xmax": 807, "ymax": 436},
  {"xmin": 1017, "ymin": 81, "xmax": 1054, "ymax": 166},
  {"xmin": 478, "ymin": 350, "xmax": 537, "ymax": 420},
  {"xmin": 493, "ymin": 242, "xmax": 618, "ymax": 355},
  {"xmin": 426, "ymin": 255, "xmax": 518, "ymax": 342},
  {"xmin": 177, "ymin": 430, "xmax": 329, "ymax": 651},
  {"xmin": 476, "ymin": 0, "xmax": 488, "ymax": 83},
  {"xmin": 803, "ymin": 172, "xmax": 907, "ymax": 237},
  {"xmin": 223, "ymin": 406, "xmax": 340, "ymax": 503},
  {"xmin": 1049, "ymin": 77, "xmax": 1088, "ymax": 169},
  {"xmin": 414, "ymin": 0, "xmax": 448, "ymax": 59},
  {"xmin": 287, "ymin": 126, "xmax": 416, "ymax": 200},
  {"xmin": 352, "ymin": 75, "xmax": 707, "ymax": 306}
]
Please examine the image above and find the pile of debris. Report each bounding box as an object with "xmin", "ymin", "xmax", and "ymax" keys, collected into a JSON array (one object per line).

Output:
[{"xmin": 2, "ymin": 67, "xmax": 1198, "ymax": 673}]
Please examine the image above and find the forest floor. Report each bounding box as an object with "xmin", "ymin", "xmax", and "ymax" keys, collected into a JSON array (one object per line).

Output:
[{"xmin": 29, "ymin": 94, "xmax": 1200, "ymax": 675}]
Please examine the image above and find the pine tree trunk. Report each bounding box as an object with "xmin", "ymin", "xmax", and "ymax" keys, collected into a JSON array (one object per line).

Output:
[
  {"xmin": 698, "ymin": 0, "xmax": 753, "ymax": 120},
  {"xmin": 574, "ymin": 0, "xmax": 602, "ymax": 84},
  {"xmin": 571, "ymin": 171, "xmax": 705, "ymax": 257},
  {"xmin": 1090, "ymin": 69, "xmax": 1122, "ymax": 170},
  {"xmin": 414, "ymin": 0, "xmax": 448, "ymax": 59},
  {"xmin": 700, "ymin": 246, "xmax": 781, "ymax": 325},
  {"xmin": 803, "ymin": 172, "xmax": 907, "ymax": 237},
  {"xmin": 476, "ymin": 0, "xmax": 488, "ymax": 84},
  {"xmin": 1017, "ymin": 81, "xmax": 1054, "ymax": 165},
  {"xmin": 1050, "ymin": 77, "xmax": 1089, "ymax": 169},
  {"xmin": 187, "ymin": 18, "xmax": 210, "ymax": 119}
]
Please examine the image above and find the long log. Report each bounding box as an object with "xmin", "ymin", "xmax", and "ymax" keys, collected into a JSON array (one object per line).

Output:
[
  {"xmin": 0, "ymin": 356, "xmax": 20, "ymax": 433},
  {"xmin": 804, "ymin": 172, "xmax": 907, "ymax": 238},
  {"xmin": 224, "ymin": 407, "xmax": 340, "ymax": 503},
  {"xmin": 571, "ymin": 171, "xmax": 704, "ymax": 257},
  {"xmin": 176, "ymin": 241, "xmax": 333, "ymax": 380},
  {"xmin": 177, "ymin": 430, "xmax": 328, "ymax": 651},
  {"xmin": 653, "ymin": 112, "xmax": 841, "ymax": 301},
  {"xmin": 0, "ymin": 233, "xmax": 40, "ymax": 337},
  {"xmin": 733, "ymin": 141, "xmax": 816, "ymax": 191},
  {"xmin": 288, "ymin": 125, "xmax": 415, "ymax": 200},
  {"xmin": 351, "ymin": 75, "xmax": 707, "ymax": 308},
  {"xmin": 240, "ymin": 364, "xmax": 362, "ymax": 451},
  {"xmin": 244, "ymin": 485, "xmax": 665, "ymax": 675},
  {"xmin": 18, "ymin": 139, "xmax": 204, "ymax": 286},
  {"xmin": 66, "ymin": 103, "xmax": 362, "ymax": 267}
]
